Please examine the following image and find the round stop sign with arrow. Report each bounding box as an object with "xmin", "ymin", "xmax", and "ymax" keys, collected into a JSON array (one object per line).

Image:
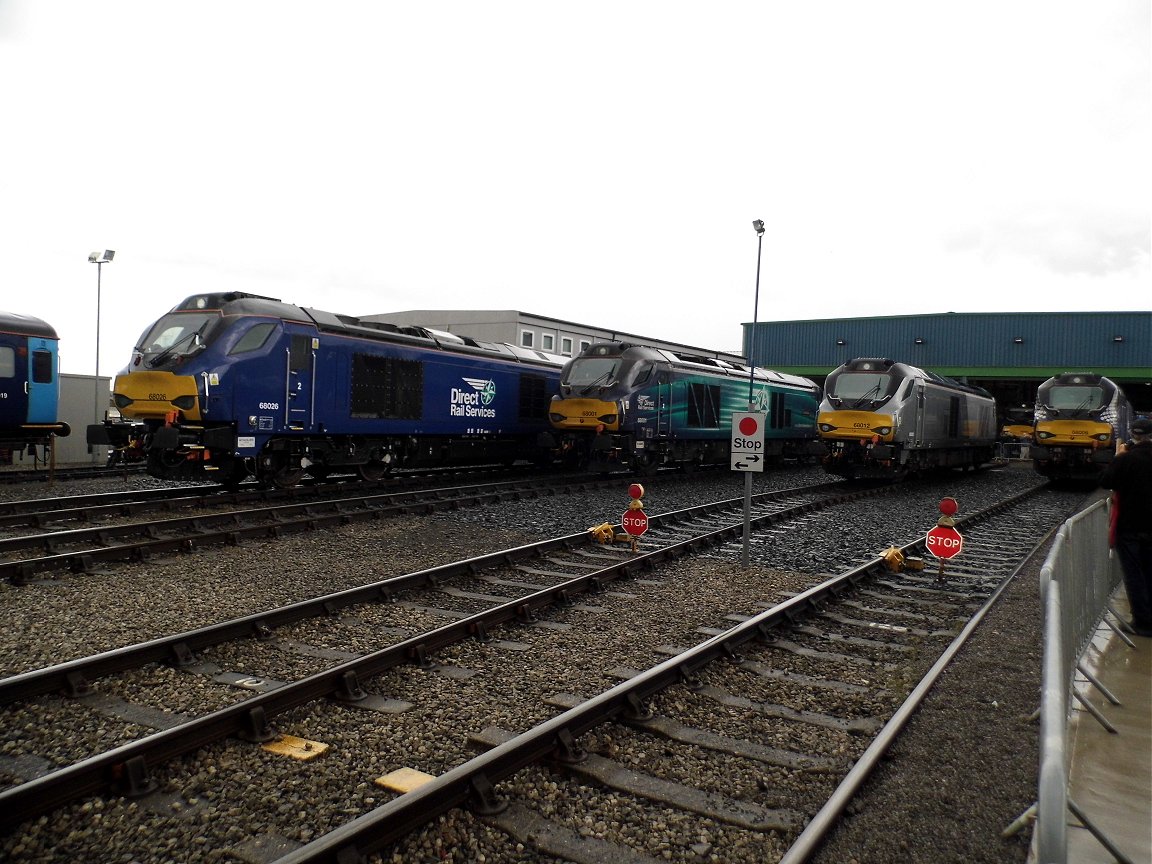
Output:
[{"xmin": 925, "ymin": 524, "xmax": 963, "ymax": 559}]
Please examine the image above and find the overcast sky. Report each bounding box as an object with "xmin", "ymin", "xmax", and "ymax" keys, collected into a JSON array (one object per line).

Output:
[{"xmin": 1, "ymin": 1, "xmax": 1148, "ymax": 376}]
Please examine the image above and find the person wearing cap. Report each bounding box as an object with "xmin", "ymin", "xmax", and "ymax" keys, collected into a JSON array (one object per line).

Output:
[{"xmin": 1100, "ymin": 417, "xmax": 1152, "ymax": 637}]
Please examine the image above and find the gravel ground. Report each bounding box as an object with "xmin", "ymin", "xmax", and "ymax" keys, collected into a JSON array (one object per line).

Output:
[{"xmin": 0, "ymin": 463, "xmax": 1089, "ymax": 863}]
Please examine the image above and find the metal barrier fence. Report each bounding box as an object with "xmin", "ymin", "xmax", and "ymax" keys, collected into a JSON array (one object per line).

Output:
[{"xmin": 1034, "ymin": 497, "xmax": 1131, "ymax": 863}]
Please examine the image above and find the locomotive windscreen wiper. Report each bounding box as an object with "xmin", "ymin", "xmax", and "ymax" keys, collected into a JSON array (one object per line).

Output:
[
  {"xmin": 148, "ymin": 324, "xmax": 207, "ymax": 369},
  {"xmin": 579, "ymin": 371, "xmax": 615, "ymax": 395},
  {"xmin": 851, "ymin": 383, "xmax": 883, "ymax": 408}
]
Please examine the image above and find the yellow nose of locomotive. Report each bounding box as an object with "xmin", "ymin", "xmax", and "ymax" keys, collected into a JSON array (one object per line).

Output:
[
  {"xmin": 549, "ymin": 396, "xmax": 621, "ymax": 431},
  {"xmin": 112, "ymin": 371, "xmax": 202, "ymax": 421},
  {"xmin": 817, "ymin": 410, "xmax": 895, "ymax": 441}
]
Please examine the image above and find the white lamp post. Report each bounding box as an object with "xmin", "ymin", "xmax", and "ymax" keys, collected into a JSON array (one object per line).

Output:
[
  {"xmin": 88, "ymin": 250, "xmax": 115, "ymax": 458},
  {"xmin": 88, "ymin": 250, "xmax": 115, "ymax": 378}
]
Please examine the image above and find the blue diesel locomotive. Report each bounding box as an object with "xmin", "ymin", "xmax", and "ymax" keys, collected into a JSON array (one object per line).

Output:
[
  {"xmin": 1030, "ymin": 372, "xmax": 1133, "ymax": 481},
  {"xmin": 548, "ymin": 342, "xmax": 823, "ymax": 473},
  {"xmin": 0, "ymin": 311, "xmax": 70, "ymax": 462},
  {"xmin": 88, "ymin": 293, "xmax": 564, "ymax": 486},
  {"xmin": 817, "ymin": 357, "xmax": 998, "ymax": 479}
]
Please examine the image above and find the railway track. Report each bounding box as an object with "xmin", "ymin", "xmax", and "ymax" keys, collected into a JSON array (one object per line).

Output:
[
  {"xmin": 0, "ymin": 463, "xmax": 147, "ymax": 485},
  {"xmin": 0, "ymin": 472, "xmax": 621, "ymax": 584},
  {"xmin": 0, "ymin": 475, "xmax": 1082, "ymax": 862}
]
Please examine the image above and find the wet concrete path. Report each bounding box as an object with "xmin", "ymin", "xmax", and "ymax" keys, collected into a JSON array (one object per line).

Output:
[{"xmin": 1065, "ymin": 593, "xmax": 1152, "ymax": 864}]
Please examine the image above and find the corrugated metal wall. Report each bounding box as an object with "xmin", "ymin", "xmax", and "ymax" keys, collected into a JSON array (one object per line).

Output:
[{"xmin": 746, "ymin": 311, "xmax": 1151, "ymax": 379}]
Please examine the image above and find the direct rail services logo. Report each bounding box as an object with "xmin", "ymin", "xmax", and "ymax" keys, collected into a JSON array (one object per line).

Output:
[{"xmin": 451, "ymin": 378, "xmax": 497, "ymax": 418}]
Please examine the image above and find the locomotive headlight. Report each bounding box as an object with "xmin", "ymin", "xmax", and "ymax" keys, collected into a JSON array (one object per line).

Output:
[
  {"xmin": 874, "ymin": 426, "xmax": 892, "ymax": 435},
  {"xmin": 1035, "ymin": 430, "xmax": 1054, "ymax": 439},
  {"xmin": 598, "ymin": 413, "xmax": 618, "ymax": 424},
  {"xmin": 1093, "ymin": 433, "xmax": 1111, "ymax": 441},
  {"xmin": 172, "ymin": 395, "xmax": 196, "ymax": 410},
  {"xmin": 819, "ymin": 423, "xmax": 836, "ymax": 433},
  {"xmin": 113, "ymin": 394, "xmax": 134, "ymax": 409}
]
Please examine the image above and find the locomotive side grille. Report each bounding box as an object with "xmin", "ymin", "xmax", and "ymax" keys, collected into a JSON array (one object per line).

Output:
[
  {"xmin": 518, "ymin": 373, "xmax": 552, "ymax": 421},
  {"xmin": 350, "ymin": 353, "xmax": 423, "ymax": 420}
]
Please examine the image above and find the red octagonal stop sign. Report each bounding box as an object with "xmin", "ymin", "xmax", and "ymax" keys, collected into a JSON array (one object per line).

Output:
[
  {"xmin": 925, "ymin": 525, "xmax": 963, "ymax": 559},
  {"xmin": 621, "ymin": 509, "xmax": 649, "ymax": 537}
]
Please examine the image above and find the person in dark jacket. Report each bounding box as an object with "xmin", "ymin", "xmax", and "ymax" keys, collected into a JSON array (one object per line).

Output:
[{"xmin": 1100, "ymin": 417, "xmax": 1152, "ymax": 637}]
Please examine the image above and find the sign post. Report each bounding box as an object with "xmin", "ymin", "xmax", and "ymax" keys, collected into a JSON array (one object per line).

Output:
[
  {"xmin": 732, "ymin": 411, "xmax": 766, "ymax": 568},
  {"xmin": 925, "ymin": 498, "xmax": 963, "ymax": 582},
  {"xmin": 620, "ymin": 483, "xmax": 648, "ymax": 553}
]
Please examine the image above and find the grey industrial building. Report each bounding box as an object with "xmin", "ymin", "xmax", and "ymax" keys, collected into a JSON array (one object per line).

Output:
[{"xmin": 361, "ymin": 310, "xmax": 746, "ymax": 365}]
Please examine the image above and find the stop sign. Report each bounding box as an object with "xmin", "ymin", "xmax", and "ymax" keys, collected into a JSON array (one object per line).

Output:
[
  {"xmin": 621, "ymin": 509, "xmax": 648, "ymax": 537},
  {"xmin": 925, "ymin": 525, "xmax": 963, "ymax": 559}
]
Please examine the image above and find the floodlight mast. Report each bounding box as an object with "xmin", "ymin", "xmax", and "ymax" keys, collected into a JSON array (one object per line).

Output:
[
  {"xmin": 88, "ymin": 250, "xmax": 115, "ymax": 377},
  {"xmin": 748, "ymin": 220, "xmax": 765, "ymax": 409}
]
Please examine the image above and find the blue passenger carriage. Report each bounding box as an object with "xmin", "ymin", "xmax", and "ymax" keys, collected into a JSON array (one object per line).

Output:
[{"xmin": 0, "ymin": 311, "xmax": 69, "ymax": 462}]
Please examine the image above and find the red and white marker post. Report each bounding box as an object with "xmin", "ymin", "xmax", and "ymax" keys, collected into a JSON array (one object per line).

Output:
[
  {"xmin": 925, "ymin": 497, "xmax": 963, "ymax": 582},
  {"xmin": 621, "ymin": 483, "xmax": 648, "ymax": 552}
]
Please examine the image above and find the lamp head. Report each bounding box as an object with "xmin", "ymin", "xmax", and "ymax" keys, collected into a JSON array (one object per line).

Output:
[
  {"xmin": 752, "ymin": 220, "xmax": 765, "ymax": 236},
  {"xmin": 88, "ymin": 250, "xmax": 116, "ymax": 264}
]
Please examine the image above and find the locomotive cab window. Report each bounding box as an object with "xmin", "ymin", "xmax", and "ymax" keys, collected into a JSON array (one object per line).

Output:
[
  {"xmin": 289, "ymin": 334, "xmax": 313, "ymax": 371},
  {"xmin": 630, "ymin": 361, "xmax": 655, "ymax": 386},
  {"xmin": 564, "ymin": 357, "xmax": 618, "ymax": 388},
  {"xmin": 229, "ymin": 322, "xmax": 276, "ymax": 355},
  {"xmin": 827, "ymin": 371, "xmax": 896, "ymax": 404},
  {"xmin": 141, "ymin": 313, "xmax": 215, "ymax": 367},
  {"xmin": 1045, "ymin": 385, "xmax": 1106, "ymax": 411}
]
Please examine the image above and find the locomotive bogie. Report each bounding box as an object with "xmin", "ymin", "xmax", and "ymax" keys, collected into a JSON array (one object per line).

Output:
[{"xmin": 89, "ymin": 293, "xmax": 563, "ymax": 485}]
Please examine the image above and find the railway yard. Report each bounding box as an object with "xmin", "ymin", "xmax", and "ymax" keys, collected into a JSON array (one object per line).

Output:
[{"xmin": 0, "ymin": 462, "xmax": 1107, "ymax": 863}]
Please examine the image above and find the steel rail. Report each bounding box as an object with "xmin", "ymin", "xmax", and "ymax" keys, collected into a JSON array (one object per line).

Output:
[
  {"xmin": 0, "ymin": 481, "xmax": 849, "ymax": 704},
  {"xmin": 269, "ymin": 485, "xmax": 1055, "ymax": 864},
  {"xmin": 0, "ymin": 482, "xmax": 884, "ymax": 832},
  {"xmin": 0, "ymin": 476, "xmax": 614, "ymax": 583},
  {"xmin": 777, "ymin": 491, "xmax": 1067, "ymax": 863}
]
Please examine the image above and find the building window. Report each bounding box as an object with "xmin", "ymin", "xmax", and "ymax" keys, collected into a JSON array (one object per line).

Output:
[
  {"xmin": 521, "ymin": 331, "xmax": 534, "ymax": 348},
  {"xmin": 561, "ymin": 337, "xmax": 573, "ymax": 356},
  {"xmin": 579, "ymin": 340, "xmax": 591, "ymax": 353},
  {"xmin": 541, "ymin": 334, "xmax": 554, "ymax": 351}
]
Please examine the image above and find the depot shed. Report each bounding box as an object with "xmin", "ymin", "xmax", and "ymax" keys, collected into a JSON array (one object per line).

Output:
[{"xmin": 743, "ymin": 311, "xmax": 1152, "ymax": 412}]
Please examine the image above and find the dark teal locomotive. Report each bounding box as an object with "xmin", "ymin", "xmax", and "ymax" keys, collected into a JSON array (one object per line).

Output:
[{"xmin": 548, "ymin": 342, "xmax": 822, "ymax": 473}]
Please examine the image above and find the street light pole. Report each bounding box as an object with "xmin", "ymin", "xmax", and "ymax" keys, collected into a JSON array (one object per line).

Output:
[
  {"xmin": 748, "ymin": 220, "xmax": 765, "ymax": 409},
  {"xmin": 88, "ymin": 251, "xmax": 115, "ymax": 459},
  {"xmin": 88, "ymin": 250, "xmax": 115, "ymax": 378},
  {"xmin": 743, "ymin": 220, "xmax": 766, "ymax": 569}
]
